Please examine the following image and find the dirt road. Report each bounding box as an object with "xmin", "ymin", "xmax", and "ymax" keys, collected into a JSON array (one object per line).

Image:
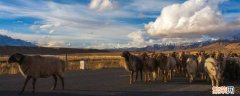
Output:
[{"xmin": 0, "ymin": 69, "xmax": 212, "ymax": 96}]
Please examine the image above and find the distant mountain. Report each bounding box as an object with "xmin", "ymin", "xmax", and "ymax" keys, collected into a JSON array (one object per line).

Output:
[
  {"xmin": 111, "ymin": 33, "xmax": 240, "ymax": 51},
  {"xmin": 0, "ymin": 46, "xmax": 109, "ymax": 55},
  {"xmin": 0, "ymin": 35, "xmax": 36, "ymax": 47}
]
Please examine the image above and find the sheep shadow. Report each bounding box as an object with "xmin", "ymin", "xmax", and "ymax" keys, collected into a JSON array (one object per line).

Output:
[
  {"xmin": 0, "ymin": 90, "xmax": 95, "ymax": 96},
  {"xmin": 0, "ymin": 88, "xmax": 212, "ymax": 96},
  {"xmin": 52, "ymin": 90, "xmax": 211, "ymax": 96}
]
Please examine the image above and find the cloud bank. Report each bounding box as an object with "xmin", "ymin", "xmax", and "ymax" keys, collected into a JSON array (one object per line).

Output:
[
  {"xmin": 145, "ymin": 0, "xmax": 240, "ymax": 38},
  {"xmin": 128, "ymin": 0, "xmax": 240, "ymax": 47}
]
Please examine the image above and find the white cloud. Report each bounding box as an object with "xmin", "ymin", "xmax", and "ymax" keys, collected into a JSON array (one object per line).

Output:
[
  {"xmin": 125, "ymin": 0, "xmax": 240, "ymax": 48},
  {"xmin": 126, "ymin": 31, "xmax": 220, "ymax": 47},
  {"xmin": 127, "ymin": 31, "xmax": 146, "ymax": 47},
  {"xmin": 145, "ymin": 0, "xmax": 240, "ymax": 38},
  {"xmin": 128, "ymin": 31, "xmax": 145, "ymax": 43},
  {"xmin": 124, "ymin": 0, "xmax": 240, "ymax": 48},
  {"xmin": 0, "ymin": 1, "xmax": 139, "ymax": 48},
  {"xmin": 89, "ymin": 0, "xmax": 115, "ymax": 11}
]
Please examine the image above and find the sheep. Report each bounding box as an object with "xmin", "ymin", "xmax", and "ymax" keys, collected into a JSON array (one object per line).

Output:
[
  {"xmin": 178, "ymin": 52, "xmax": 188, "ymax": 76},
  {"xmin": 197, "ymin": 54, "xmax": 207, "ymax": 80},
  {"xmin": 166, "ymin": 54, "xmax": 177, "ymax": 80},
  {"xmin": 224, "ymin": 56, "xmax": 240, "ymax": 82},
  {"xmin": 121, "ymin": 51, "xmax": 144, "ymax": 84},
  {"xmin": 141, "ymin": 52, "xmax": 158, "ymax": 82},
  {"xmin": 204, "ymin": 57, "xmax": 221, "ymax": 86},
  {"xmin": 156, "ymin": 53, "xmax": 168, "ymax": 82},
  {"xmin": 214, "ymin": 52, "xmax": 225, "ymax": 73},
  {"xmin": 156, "ymin": 53, "xmax": 176, "ymax": 82},
  {"xmin": 173, "ymin": 52, "xmax": 181, "ymax": 75},
  {"xmin": 186, "ymin": 55, "xmax": 198, "ymax": 83},
  {"xmin": 8, "ymin": 53, "xmax": 65, "ymax": 94}
]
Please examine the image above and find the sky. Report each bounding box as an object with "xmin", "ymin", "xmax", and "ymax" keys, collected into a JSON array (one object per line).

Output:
[{"xmin": 0, "ymin": 0, "xmax": 240, "ymax": 49}]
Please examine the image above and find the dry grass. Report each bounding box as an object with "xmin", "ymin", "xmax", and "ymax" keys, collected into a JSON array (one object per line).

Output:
[
  {"xmin": 0, "ymin": 52, "xmax": 125, "ymax": 75},
  {"xmin": 1, "ymin": 42, "xmax": 239, "ymax": 75}
]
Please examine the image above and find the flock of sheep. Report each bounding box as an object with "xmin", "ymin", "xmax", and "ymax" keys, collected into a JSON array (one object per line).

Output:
[
  {"xmin": 121, "ymin": 51, "xmax": 240, "ymax": 86},
  {"xmin": 6, "ymin": 51, "xmax": 240, "ymax": 95}
]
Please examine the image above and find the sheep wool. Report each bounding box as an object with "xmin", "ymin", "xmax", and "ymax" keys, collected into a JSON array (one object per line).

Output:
[{"xmin": 19, "ymin": 55, "xmax": 64, "ymax": 78}]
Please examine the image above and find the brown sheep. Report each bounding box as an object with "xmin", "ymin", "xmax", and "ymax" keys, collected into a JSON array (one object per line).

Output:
[
  {"xmin": 121, "ymin": 51, "xmax": 144, "ymax": 84},
  {"xmin": 8, "ymin": 53, "xmax": 65, "ymax": 94},
  {"xmin": 141, "ymin": 52, "xmax": 158, "ymax": 82}
]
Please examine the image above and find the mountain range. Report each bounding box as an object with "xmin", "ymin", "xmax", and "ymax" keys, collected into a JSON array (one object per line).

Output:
[
  {"xmin": 0, "ymin": 35, "xmax": 36, "ymax": 47},
  {"xmin": 1, "ymin": 34, "xmax": 240, "ymax": 52},
  {"xmin": 111, "ymin": 34, "xmax": 240, "ymax": 51}
]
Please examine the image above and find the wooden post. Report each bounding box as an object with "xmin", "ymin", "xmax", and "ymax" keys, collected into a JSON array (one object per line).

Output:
[{"xmin": 65, "ymin": 53, "xmax": 68, "ymax": 71}]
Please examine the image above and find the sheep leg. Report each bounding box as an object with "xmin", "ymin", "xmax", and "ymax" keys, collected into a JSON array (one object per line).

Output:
[
  {"xmin": 204, "ymin": 74, "xmax": 207, "ymax": 80},
  {"xmin": 170, "ymin": 70, "xmax": 172, "ymax": 80},
  {"xmin": 129, "ymin": 71, "xmax": 133, "ymax": 84},
  {"xmin": 172, "ymin": 69, "xmax": 176, "ymax": 77},
  {"xmin": 135, "ymin": 71, "xmax": 138, "ymax": 82},
  {"xmin": 163, "ymin": 70, "xmax": 167, "ymax": 82},
  {"xmin": 19, "ymin": 76, "xmax": 31, "ymax": 95},
  {"xmin": 200, "ymin": 73, "xmax": 203, "ymax": 80},
  {"xmin": 153, "ymin": 72, "xmax": 157, "ymax": 81},
  {"xmin": 32, "ymin": 78, "xmax": 36, "ymax": 94},
  {"xmin": 148, "ymin": 73, "xmax": 151, "ymax": 82},
  {"xmin": 214, "ymin": 76, "xmax": 219, "ymax": 86},
  {"xmin": 144, "ymin": 72, "xmax": 148, "ymax": 82},
  {"xmin": 209, "ymin": 75, "xmax": 214, "ymax": 86},
  {"xmin": 181, "ymin": 67, "xmax": 184, "ymax": 75},
  {"xmin": 189, "ymin": 74, "xmax": 193, "ymax": 83},
  {"xmin": 58, "ymin": 75, "xmax": 64, "ymax": 90},
  {"xmin": 140, "ymin": 70, "xmax": 143, "ymax": 81},
  {"xmin": 51, "ymin": 75, "xmax": 58, "ymax": 90}
]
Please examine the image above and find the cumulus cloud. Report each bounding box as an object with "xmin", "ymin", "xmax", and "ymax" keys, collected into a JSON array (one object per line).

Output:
[
  {"xmin": 145, "ymin": 0, "xmax": 240, "ymax": 38},
  {"xmin": 125, "ymin": 0, "xmax": 240, "ymax": 47},
  {"xmin": 127, "ymin": 31, "xmax": 145, "ymax": 43},
  {"xmin": 89, "ymin": 0, "xmax": 115, "ymax": 11},
  {"xmin": 127, "ymin": 30, "xmax": 220, "ymax": 47},
  {"xmin": 127, "ymin": 31, "xmax": 147, "ymax": 47}
]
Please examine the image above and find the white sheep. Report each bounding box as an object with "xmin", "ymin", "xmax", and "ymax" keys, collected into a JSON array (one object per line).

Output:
[
  {"xmin": 204, "ymin": 57, "xmax": 221, "ymax": 86},
  {"xmin": 8, "ymin": 53, "xmax": 65, "ymax": 94}
]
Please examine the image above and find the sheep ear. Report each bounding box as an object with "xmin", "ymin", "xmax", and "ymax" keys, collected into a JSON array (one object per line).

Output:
[
  {"xmin": 14, "ymin": 53, "xmax": 24, "ymax": 61},
  {"xmin": 127, "ymin": 52, "xmax": 131, "ymax": 56}
]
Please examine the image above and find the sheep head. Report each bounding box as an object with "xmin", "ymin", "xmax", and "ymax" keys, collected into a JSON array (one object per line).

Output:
[
  {"xmin": 121, "ymin": 51, "xmax": 130, "ymax": 58},
  {"xmin": 8, "ymin": 53, "xmax": 25, "ymax": 64},
  {"xmin": 141, "ymin": 52, "xmax": 148, "ymax": 60}
]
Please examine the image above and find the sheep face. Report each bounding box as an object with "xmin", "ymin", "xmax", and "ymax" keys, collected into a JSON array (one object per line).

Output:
[
  {"xmin": 121, "ymin": 51, "xmax": 130, "ymax": 58},
  {"xmin": 141, "ymin": 52, "xmax": 148, "ymax": 60},
  {"xmin": 8, "ymin": 53, "xmax": 24, "ymax": 64}
]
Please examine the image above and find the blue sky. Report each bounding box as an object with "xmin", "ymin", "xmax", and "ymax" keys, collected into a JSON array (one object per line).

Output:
[{"xmin": 0, "ymin": 0, "xmax": 240, "ymax": 48}]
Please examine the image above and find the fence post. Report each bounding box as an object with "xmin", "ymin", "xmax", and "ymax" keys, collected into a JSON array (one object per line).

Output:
[
  {"xmin": 65, "ymin": 53, "xmax": 68, "ymax": 71},
  {"xmin": 80, "ymin": 60, "xmax": 85, "ymax": 70}
]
